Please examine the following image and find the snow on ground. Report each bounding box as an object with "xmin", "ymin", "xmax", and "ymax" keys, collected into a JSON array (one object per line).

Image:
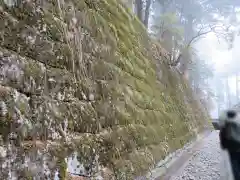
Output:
[{"xmin": 171, "ymin": 131, "xmax": 221, "ymax": 180}]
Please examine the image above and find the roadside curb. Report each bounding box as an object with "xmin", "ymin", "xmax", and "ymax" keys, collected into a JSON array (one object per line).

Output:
[{"xmin": 147, "ymin": 130, "xmax": 212, "ymax": 180}]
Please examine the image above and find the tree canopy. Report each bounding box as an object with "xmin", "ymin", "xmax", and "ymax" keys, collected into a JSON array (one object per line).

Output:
[{"xmin": 125, "ymin": 0, "xmax": 240, "ymax": 111}]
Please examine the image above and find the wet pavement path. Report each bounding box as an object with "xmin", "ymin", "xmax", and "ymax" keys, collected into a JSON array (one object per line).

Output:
[{"xmin": 165, "ymin": 131, "xmax": 221, "ymax": 180}]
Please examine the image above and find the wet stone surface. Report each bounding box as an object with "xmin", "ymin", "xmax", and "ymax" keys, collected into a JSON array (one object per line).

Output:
[{"xmin": 172, "ymin": 131, "xmax": 221, "ymax": 180}]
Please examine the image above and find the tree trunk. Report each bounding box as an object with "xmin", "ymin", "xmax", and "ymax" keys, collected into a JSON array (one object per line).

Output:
[
  {"xmin": 135, "ymin": 0, "xmax": 143, "ymax": 22},
  {"xmin": 143, "ymin": 0, "xmax": 151, "ymax": 28},
  {"xmin": 236, "ymin": 73, "xmax": 239, "ymax": 102},
  {"xmin": 225, "ymin": 78, "xmax": 231, "ymax": 107},
  {"xmin": 178, "ymin": 15, "xmax": 194, "ymax": 78}
]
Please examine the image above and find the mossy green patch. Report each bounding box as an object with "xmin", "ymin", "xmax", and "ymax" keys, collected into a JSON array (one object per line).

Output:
[{"xmin": 0, "ymin": 0, "xmax": 210, "ymax": 179}]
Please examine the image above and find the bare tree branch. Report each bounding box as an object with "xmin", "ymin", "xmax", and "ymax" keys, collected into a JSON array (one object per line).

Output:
[
  {"xmin": 186, "ymin": 29, "xmax": 212, "ymax": 47},
  {"xmin": 170, "ymin": 23, "xmax": 230, "ymax": 67}
]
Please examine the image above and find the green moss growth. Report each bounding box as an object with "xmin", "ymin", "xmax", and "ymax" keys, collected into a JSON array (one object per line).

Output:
[{"xmin": 0, "ymin": 0, "xmax": 210, "ymax": 179}]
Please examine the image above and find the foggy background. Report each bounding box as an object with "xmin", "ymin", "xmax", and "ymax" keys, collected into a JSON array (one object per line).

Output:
[{"xmin": 197, "ymin": 31, "xmax": 240, "ymax": 118}]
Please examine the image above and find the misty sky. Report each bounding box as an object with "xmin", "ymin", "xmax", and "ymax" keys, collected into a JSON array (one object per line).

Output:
[{"xmin": 196, "ymin": 33, "xmax": 240, "ymax": 118}]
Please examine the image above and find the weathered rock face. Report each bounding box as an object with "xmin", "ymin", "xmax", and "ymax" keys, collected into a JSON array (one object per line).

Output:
[{"xmin": 0, "ymin": 0, "xmax": 210, "ymax": 179}]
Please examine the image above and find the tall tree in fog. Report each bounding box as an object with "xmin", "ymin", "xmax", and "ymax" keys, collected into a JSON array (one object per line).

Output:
[
  {"xmin": 144, "ymin": 0, "xmax": 152, "ymax": 27},
  {"xmin": 124, "ymin": 0, "xmax": 240, "ymax": 110},
  {"xmin": 135, "ymin": 0, "xmax": 152, "ymax": 28},
  {"xmin": 151, "ymin": 0, "xmax": 237, "ymax": 61},
  {"xmin": 150, "ymin": 0, "xmax": 240, "ymax": 110}
]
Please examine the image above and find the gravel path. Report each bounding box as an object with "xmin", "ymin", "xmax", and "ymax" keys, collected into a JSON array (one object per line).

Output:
[{"xmin": 170, "ymin": 131, "xmax": 222, "ymax": 180}]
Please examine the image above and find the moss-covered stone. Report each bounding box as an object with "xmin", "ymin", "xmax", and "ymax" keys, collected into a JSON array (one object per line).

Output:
[{"xmin": 0, "ymin": 0, "xmax": 210, "ymax": 179}]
